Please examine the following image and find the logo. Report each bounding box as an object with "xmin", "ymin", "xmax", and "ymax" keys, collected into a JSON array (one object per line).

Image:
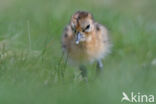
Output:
[{"xmin": 121, "ymin": 92, "xmax": 155, "ymax": 103}]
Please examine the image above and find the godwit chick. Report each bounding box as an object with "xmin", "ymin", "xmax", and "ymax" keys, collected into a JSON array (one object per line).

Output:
[{"xmin": 62, "ymin": 11, "xmax": 111, "ymax": 78}]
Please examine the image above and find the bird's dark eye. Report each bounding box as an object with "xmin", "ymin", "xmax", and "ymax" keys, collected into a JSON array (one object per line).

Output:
[
  {"xmin": 85, "ymin": 24, "xmax": 90, "ymax": 30},
  {"xmin": 71, "ymin": 27, "xmax": 76, "ymax": 33},
  {"xmin": 73, "ymin": 29, "xmax": 76, "ymax": 33}
]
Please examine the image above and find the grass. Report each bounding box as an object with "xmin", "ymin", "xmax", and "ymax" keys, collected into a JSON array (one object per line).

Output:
[{"xmin": 0, "ymin": 0, "xmax": 156, "ymax": 104}]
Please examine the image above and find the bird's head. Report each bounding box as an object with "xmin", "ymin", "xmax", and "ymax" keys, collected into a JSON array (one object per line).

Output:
[{"xmin": 70, "ymin": 11, "xmax": 94, "ymax": 44}]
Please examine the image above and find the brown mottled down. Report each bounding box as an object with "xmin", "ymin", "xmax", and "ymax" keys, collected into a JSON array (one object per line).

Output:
[{"xmin": 61, "ymin": 11, "xmax": 111, "ymax": 65}]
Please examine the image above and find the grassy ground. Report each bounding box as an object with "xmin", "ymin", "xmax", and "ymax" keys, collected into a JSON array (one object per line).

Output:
[{"xmin": 0, "ymin": 0, "xmax": 156, "ymax": 104}]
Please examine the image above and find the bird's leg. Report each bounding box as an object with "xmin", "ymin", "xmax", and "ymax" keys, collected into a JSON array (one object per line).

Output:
[
  {"xmin": 79, "ymin": 65, "xmax": 88, "ymax": 81},
  {"xmin": 96, "ymin": 60, "xmax": 103, "ymax": 75}
]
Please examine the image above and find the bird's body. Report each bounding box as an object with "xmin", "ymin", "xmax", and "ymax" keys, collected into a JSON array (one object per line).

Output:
[
  {"xmin": 62, "ymin": 23, "xmax": 110, "ymax": 65},
  {"xmin": 61, "ymin": 11, "xmax": 111, "ymax": 77}
]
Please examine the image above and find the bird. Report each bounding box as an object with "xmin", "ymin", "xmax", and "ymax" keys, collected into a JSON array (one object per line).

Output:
[{"xmin": 61, "ymin": 11, "xmax": 111, "ymax": 78}]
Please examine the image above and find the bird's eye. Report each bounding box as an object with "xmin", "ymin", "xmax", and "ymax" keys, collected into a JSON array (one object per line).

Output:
[
  {"xmin": 73, "ymin": 29, "xmax": 76, "ymax": 33},
  {"xmin": 71, "ymin": 27, "xmax": 76, "ymax": 33},
  {"xmin": 85, "ymin": 24, "xmax": 90, "ymax": 30}
]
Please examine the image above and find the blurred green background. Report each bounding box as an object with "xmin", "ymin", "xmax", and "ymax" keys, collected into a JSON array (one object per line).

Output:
[{"xmin": 0, "ymin": 0, "xmax": 156, "ymax": 104}]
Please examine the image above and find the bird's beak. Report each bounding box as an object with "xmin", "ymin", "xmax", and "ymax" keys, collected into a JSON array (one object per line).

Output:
[{"xmin": 75, "ymin": 32, "xmax": 82, "ymax": 44}]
